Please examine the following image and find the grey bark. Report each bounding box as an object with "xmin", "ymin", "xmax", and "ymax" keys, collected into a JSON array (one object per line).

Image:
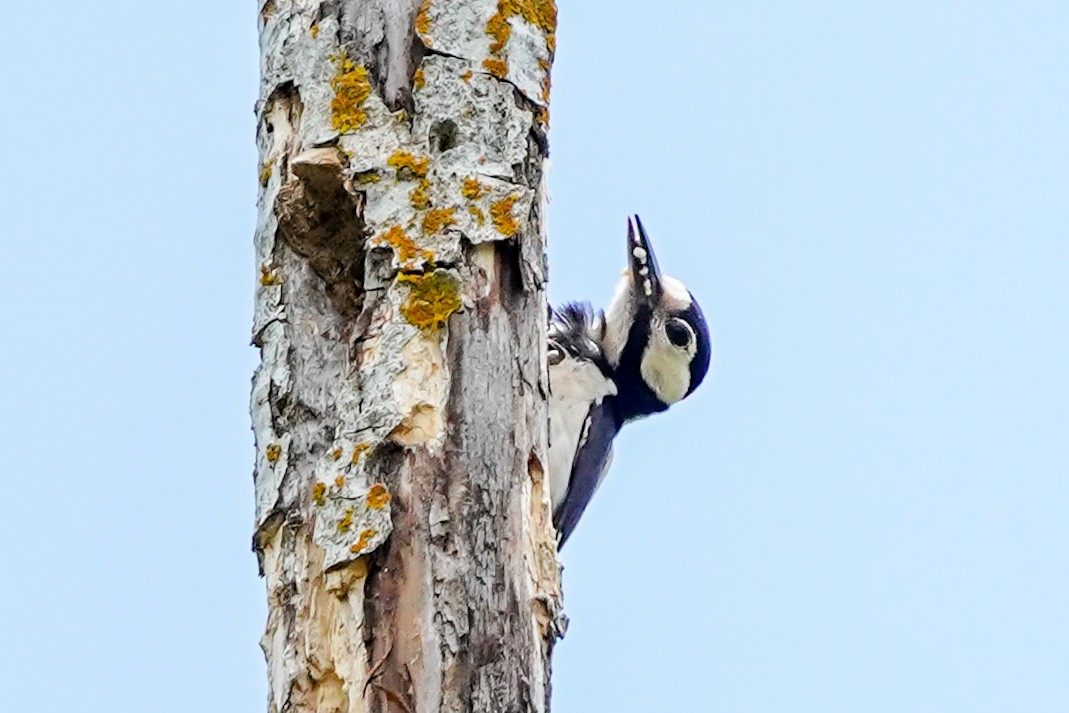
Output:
[{"xmin": 252, "ymin": 1, "xmax": 563, "ymax": 712}]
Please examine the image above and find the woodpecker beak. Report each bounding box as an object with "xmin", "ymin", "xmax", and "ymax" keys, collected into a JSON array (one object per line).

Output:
[{"xmin": 627, "ymin": 214, "xmax": 662, "ymax": 308}]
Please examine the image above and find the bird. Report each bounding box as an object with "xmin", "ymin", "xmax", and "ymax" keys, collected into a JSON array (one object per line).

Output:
[{"xmin": 547, "ymin": 215, "xmax": 712, "ymax": 547}]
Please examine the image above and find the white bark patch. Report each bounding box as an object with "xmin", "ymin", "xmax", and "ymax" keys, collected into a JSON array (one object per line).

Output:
[
  {"xmin": 417, "ymin": 0, "xmax": 554, "ymax": 107},
  {"xmin": 311, "ymin": 475, "xmax": 393, "ymax": 571},
  {"xmin": 392, "ymin": 331, "xmax": 448, "ymax": 449}
]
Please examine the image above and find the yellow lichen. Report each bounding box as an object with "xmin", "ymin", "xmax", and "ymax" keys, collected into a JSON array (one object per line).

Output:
[
  {"xmin": 398, "ymin": 271, "xmax": 462, "ymax": 329},
  {"xmin": 352, "ymin": 443, "xmax": 371, "ymax": 464},
  {"xmin": 334, "ymin": 476, "xmax": 345, "ymax": 488},
  {"xmin": 355, "ymin": 170, "xmax": 381, "ymax": 184},
  {"xmin": 485, "ymin": 0, "xmax": 558, "ymax": 57},
  {"xmin": 410, "ymin": 178, "xmax": 432, "ymax": 209},
  {"xmin": 510, "ymin": 0, "xmax": 557, "ymax": 35},
  {"xmin": 330, "ymin": 56, "xmax": 372, "ymax": 133},
  {"xmin": 259, "ymin": 162, "xmax": 273, "ymax": 186},
  {"xmin": 349, "ymin": 528, "xmax": 378, "ymax": 553},
  {"xmin": 310, "ymin": 23, "xmax": 319, "ymax": 38},
  {"xmin": 331, "ymin": 447, "xmax": 343, "ymax": 460},
  {"xmin": 413, "ymin": 67, "xmax": 426, "ymax": 89},
  {"xmin": 375, "ymin": 225, "xmax": 434, "ymax": 266},
  {"xmin": 415, "ymin": 1, "xmax": 432, "ymax": 36},
  {"xmin": 337, "ymin": 507, "xmax": 355, "ymax": 533},
  {"xmin": 486, "ymin": 12, "xmax": 511, "ymax": 53},
  {"xmin": 259, "ymin": 264, "xmax": 280, "ymax": 286},
  {"xmin": 266, "ymin": 444, "xmax": 282, "ymax": 462},
  {"xmin": 387, "ymin": 150, "xmax": 430, "ymax": 179},
  {"xmin": 367, "ymin": 484, "xmax": 391, "ymax": 510},
  {"xmin": 461, "ymin": 71, "xmax": 473, "ymax": 82},
  {"xmin": 468, "ymin": 205, "xmax": 486, "ymax": 225},
  {"xmin": 461, "ymin": 177, "xmax": 486, "ymax": 200},
  {"xmin": 312, "ymin": 482, "xmax": 327, "ymax": 506},
  {"xmin": 421, "ymin": 208, "xmax": 456, "ymax": 236},
  {"xmin": 482, "ymin": 58, "xmax": 508, "ymax": 79},
  {"xmin": 490, "ymin": 196, "xmax": 520, "ymax": 237}
]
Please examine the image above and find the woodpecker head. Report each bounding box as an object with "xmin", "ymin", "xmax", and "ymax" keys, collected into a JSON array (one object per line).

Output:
[{"xmin": 602, "ymin": 215, "xmax": 712, "ymax": 421}]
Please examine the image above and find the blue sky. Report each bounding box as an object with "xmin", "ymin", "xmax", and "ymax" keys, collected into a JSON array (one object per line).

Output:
[{"xmin": 2, "ymin": 1, "xmax": 1066, "ymax": 711}]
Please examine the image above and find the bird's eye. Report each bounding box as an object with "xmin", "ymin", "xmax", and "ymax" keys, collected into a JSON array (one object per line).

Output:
[{"xmin": 665, "ymin": 318, "xmax": 692, "ymax": 348}]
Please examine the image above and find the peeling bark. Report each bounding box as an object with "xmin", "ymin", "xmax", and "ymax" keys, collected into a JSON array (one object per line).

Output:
[{"xmin": 252, "ymin": 1, "xmax": 563, "ymax": 711}]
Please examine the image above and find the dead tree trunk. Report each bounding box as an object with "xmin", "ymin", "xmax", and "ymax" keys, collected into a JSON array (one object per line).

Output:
[{"xmin": 251, "ymin": 1, "xmax": 563, "ymax": 712}]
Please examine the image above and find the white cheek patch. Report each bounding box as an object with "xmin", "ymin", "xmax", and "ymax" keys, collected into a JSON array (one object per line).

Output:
[{"xmin": 640, "ymin": 340, "xmax": 692, "ymax": 405}]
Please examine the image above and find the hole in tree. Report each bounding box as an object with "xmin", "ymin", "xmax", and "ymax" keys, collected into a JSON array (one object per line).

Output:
[{"xmin": 429, "ymin": 120, "xmax": 458, "ymax": 154}]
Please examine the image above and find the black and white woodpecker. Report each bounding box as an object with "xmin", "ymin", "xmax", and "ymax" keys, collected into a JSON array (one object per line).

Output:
[{"xmin": 547, "ymin": 215, "xmax": 712, "ymax": 546}]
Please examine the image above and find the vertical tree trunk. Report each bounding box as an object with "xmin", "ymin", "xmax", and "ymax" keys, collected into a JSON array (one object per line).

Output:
[{"xmin": 252, "ymin": 2, "xmax": 563, "ymax": 712}]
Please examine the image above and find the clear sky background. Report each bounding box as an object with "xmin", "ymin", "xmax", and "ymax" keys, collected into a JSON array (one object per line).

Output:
[{"xmin": 1, "ymin": 1, "xmax": 1066, "ymax": 711}]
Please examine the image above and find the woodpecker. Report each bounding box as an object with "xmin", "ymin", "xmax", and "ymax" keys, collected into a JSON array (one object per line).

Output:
[{"xmin": 548, "ymin": 215, "xmax": 712, "ymax": 546}]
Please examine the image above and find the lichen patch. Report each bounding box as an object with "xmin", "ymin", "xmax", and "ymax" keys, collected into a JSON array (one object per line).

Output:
[
  {"xmin": 421, "ymin": 208, "xmax": 456, "ymax": 236},
  {"xmin": 398, "ymin": 270, "xmax": 462, "ymax": 329},
  {"xmin": 462, "ymin": 177, "xmax": 487, "ymax": 200},
  {"xmin": 490, "ymin": 195, "xmax": 521, "ymax": 237},
  {"xmin": 374, "ymin": 225, "xmax": 435, "ymax": 268},
  {"xmin": 387, "ymin": 150, "xmax": 430, "ymax": 179},
  {"xmin": 482, "ymin": 58, "xmax": 508, "ymax": 79},
  {"xmin": 367, "ymin": 484, "xmax": 391, "ymax": 510},
  {"xmin": 330, "ymin": 56, "xmax": 372, "ymax": 133}
]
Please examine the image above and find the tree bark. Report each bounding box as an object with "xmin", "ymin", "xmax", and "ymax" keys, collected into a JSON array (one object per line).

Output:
[{"xmin": 251, "ymin": 1, "xmax": 563, "ymax": 712}]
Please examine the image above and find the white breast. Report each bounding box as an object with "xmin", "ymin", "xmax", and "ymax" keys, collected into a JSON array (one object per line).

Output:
[{"xmin": 548, "ymin": 357, "xmax": 617, "ymax": 514}]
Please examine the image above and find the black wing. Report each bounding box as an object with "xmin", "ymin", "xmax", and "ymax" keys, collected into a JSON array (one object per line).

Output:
[
  {"xmin": 553, "ymin": 398, "xmax": 620, "ymax": 547},
  {"xmin": 549, "ymin": 302, "xmax": 610, "ymax": 373}
]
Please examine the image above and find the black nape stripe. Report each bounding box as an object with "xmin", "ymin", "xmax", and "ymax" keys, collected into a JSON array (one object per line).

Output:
[{"xmin": 613, "ymin": 305, "xmax": 669, "ymax": 422}]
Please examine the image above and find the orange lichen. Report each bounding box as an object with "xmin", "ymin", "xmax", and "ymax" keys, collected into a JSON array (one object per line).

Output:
[
  {"xmin": 259, "ymin": 162, "xmax": 273, "ymax": 186},
  {"xmin": 468, "ymin": 205, "xmax": 486, "ymax": 225},
  {"xmin": 486, "ymin": 1, "xmax": 558, "ymax": 57},
  {"xmin": 387, "ymin": 150, "xmax": 429, "ymax": 179},
  {"xmin": 349, "ymin": 528, "xmax": 378, "ymax": 553},
  {"xmin": 410, "ymin": 178, "xmax": 431, "ymax": 209},
  {"xmin": 266, "ymin": 444, "xmax": 282, "ymax": 462},
  {"xmin": 337, "ymin": 507, "xmax": 355, "ymax": 533},
  {"xmin": 536, "ymin": 107, "xmax": 549, "ymax": 125},
  {"xmin": 486, "ymin": 12, "xmax": 511, "ymax": 53},
  {"xmin": 330, "ymin": 56, "xmax": 372, "ymax": 133},
  {"xmin": 352, "ymin": 443, "xmax": 371, "ymax": 464},
  {"xmin": 415, "ymin": 1, "xmax": 431, "ymax": 37},
  {"xmin": 398, "ymin": 271, "xmax": 462, "ymax": 329},
  {"xmin": 421, "ymin": 208, "xmax": 456, "ymax": 236},
  {"xmin": 482, "ymin": 58, "xmax": 508, "ymax": 79},
  {"xmin": 312, "ymin": 482, "xmax": 327, "ymax": 506},
  {"xmin": 413, "ymin": 67, "xmax": 426, "ymax": 89},
  {"xmin": 367, "ymin": 484, "xmax": 391, "ymax": 510},
  {"xmin": 461, "ymin": 177, "xmax": 486, "ymax": 200},
  {"xmin": 490, "ymin": 195, "xmax": 520, "ymax": 236},
  {"xmin": 331, "ymin": 447, "xmax": 343, "ymax": 460},
  {"xmin": 259, "ymin": 264, "xmax": 280, "ymax": 286},
  {"xmin": 375, "ymin": 225, "xmax": 434, "ymax": 266},
  {"xmin": 461, "ymin": 71, "xmax": 473, "ymax": 82},
  {"xmin": 509, "ymin": 0, "xmax": 557, "ymax": 35}
]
